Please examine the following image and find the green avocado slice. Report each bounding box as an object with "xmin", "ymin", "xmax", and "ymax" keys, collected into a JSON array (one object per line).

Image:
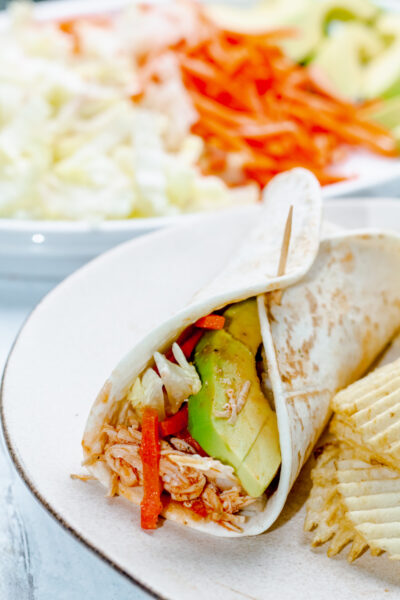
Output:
[
  {"xmin": 223, "ymin": 298, "xmax": 262, "ymax": 355},
  {"xmin": 188, "ymin": 323, "xmax": 281, "ymax": 498},
  {"xmin": 369, "ymin": 96, "xmax": 400, "ymax": 130}
]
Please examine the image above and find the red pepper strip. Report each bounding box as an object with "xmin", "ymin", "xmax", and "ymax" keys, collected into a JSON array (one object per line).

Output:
[
  {"xmin": 176, "ymin": 325, "xmax": 195, "ymax": 345},
  {"xmin": 176, "ymin": 429, "xmax": 209, "ymax": 457},
  {"xmin": 165, "ymin": 328, "xmax": 204, "ymax": 364},
  {"xmin": 165, "ymin": 325, "xmax": 195, "ymax": 362},
  {"xmin": 140, "ymin": 408, "xmax": 162, "ymax": 530},
  {"xmin": 159, "ymin": 406, "xmax": 188, "ymax": 438},
  {"xmin": 195, "ymin": 314, "xmax": 225, "ymax": 330},
  {"xmin": 180, "ymin": 329, "xmax": 204, "ymax": 359}
]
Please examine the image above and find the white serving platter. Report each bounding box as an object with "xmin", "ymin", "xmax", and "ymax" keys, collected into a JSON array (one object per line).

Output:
[
  {"xmin": 2, "ymin": 198, "xmax": 400, "ymax": 600},
  {"xmin": 0, "ymin": 0, "xmax": 399, "ymax": 280}
]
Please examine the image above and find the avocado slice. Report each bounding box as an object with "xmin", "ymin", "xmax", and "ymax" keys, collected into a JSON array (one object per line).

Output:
[
  {"xmin": 284, "ymin": 0, "xmax": 379, "ymax": 63},
  {"xmin": 369, "ymin": 96, "xmax": 400, "ymax": 130},
  {"xmin": 362, "ymin": 14, "xmax": 400, "ymax": 100},
  {"xmin": 223, "ymin": 298, "xmax": 262, "ymax": 355},
  {"xmin": 311, "ymin": 23, "xmax": 384, "ymax": 100},
  {"xmin": 188, "ymin": 327, "xmax": 281, "ymax": 497},
  {"xmin": 363, "ymin": 41, "xmax": 400, "ymax": 100}
]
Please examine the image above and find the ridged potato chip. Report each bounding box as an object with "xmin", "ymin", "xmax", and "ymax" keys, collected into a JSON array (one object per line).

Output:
[
  {"xmin": 330, "ymin": 357, "xmax": 400, "ymax": 470},
  {"xmin": 336, "ymin": 446, "xmax": 400, "ymax": 560},
  {"xmin": 304, "ymin": 442, "xmax": 368, "ymax": 561}
]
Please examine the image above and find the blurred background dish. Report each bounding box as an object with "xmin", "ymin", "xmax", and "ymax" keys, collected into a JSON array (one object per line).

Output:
[
  {"xmin": 210, "ymin": 1, "xmax": 400, "ymax": 107},
  {"xmin": 0, "ymin": 0, "xmax": 399, "ymax": 279}
]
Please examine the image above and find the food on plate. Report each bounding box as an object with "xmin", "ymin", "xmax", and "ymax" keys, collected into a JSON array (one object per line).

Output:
[
  {"xmin": 83, "ymin": 299, "xmax": 282, "ymax": 534},
  {"xmin": 306, "ymin": 356, "xmax": 400, "ymax": 561},
  {"xmin": 80, "ymin": 170, "xmax": 400, "ymax": 535},
  {"xmin": 0, "ymin": 1, "xmax": 397, "ymax": 221},
  {"xmin": 188, "ymin": 299, "xmax": 281, "ymax": 499}
]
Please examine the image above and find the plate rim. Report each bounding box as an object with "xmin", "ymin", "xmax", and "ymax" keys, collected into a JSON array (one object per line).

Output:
[
  {"xmin": 0, "ymin": 221, "xmax": 190, "ymax": 599},
  {"xmin": 0, "ymin": 361, "xmax": 162, "ymax": 598},
  {"xmin": 1, "ymin": 191, "xmax": 400, "ymax": 237}
]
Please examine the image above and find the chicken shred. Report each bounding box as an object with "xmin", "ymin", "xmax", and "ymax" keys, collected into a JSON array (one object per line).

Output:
[
  {"xmin": 213, "ymin": 380, "xmax": 251, "ymax": 425},
  {"xmin": 91, "ymin": 419, "xmax": 258, "ymax": 530}
]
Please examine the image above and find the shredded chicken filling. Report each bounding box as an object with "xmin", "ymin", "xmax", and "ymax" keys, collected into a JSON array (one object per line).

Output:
[
  {"xmin": 96, "ymin": 414, "xmax": 258, "ymax": 532},
  {"xmin": 213, "ymin": 380, "xmax": 251, "ymax": 424}
]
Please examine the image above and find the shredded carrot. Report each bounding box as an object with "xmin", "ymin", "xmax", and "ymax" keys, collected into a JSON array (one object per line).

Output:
[
  {"xmin": 140, "ymin": 408, "xmax": 162, "ymax": 530},
  {"xmin": 58, "ymin": 15, "xmax": 111, "ymax": 54},
  {"xmin": 59, "ymin": 2, "xmax": 397, "ymax": 189},
  {"xmin": 134, "ymin": 3, "xmax": 397, "ymax": 188}
]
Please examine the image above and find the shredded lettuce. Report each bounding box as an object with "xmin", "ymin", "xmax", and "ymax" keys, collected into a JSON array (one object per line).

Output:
[
  {"xmin": 128, "ymin": 343, "xmax": 201, "ymax": 421},
  {"xmin": 127, "ymin": 368, "xmax": 165, "ymax": 422},
  {"xmin": 154, "ymin": 344, "xmax": 202, "ymax": 415},
  {"xmin": 0, "ymin": 1, "xmax": 257, "ymax": 220}
]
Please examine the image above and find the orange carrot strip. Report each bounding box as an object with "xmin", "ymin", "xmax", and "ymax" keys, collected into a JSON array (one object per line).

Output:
[
  {"xmin": 195, "ymin": 315, "xmax": 225, "ymax": 330},
  {"xmin": 140, "ymin": 408, "xmax": 162, "ymax": 530}
]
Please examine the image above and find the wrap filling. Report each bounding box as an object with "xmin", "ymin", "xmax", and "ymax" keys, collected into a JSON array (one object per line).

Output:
[{"xmin": 84, "ymin": 298, "xmax": 281, "ymax": 530}]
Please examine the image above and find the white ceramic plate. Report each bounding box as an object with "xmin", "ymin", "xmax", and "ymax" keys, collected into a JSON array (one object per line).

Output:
[
  {"xmin": 0, "ymin": 0, "xmax": 399, "ymax": 281},
  {"xmin": 2, "ymin": 198, "xmax": 400, "ymax": 600}
]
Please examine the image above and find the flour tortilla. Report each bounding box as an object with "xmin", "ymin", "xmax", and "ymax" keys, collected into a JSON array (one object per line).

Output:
[
  {"xmin": 82, "ymin": 186, "xmax": 400, "ymax": 536},
  {"xmin": 256, "ymin": 231, "xmax": 400, "ymax": 533}
]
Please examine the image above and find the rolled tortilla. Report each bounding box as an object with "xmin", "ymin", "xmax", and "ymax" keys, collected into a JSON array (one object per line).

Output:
[
  {"xmin": 82, "ymin": 193, "xmax": 400, "ymax": 536},
  {"xmin": 83, "ymin": 230, "xmax": 400, "ymax": 536},
  {"xmin": 255, "ymin": 231, "xmax": 400, "ymax": 535}
]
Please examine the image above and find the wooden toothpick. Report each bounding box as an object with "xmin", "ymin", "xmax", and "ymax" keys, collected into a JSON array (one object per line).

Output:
[
  {"xmin": 275, "ymin": 205, "xmax": 293, "ymax": 304},
  {"xmin": 278, "ymin": 204, "xmax": 293, "ymax": 277}
]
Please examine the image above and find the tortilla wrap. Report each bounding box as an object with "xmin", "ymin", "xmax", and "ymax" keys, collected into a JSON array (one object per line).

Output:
[
  {"xmin": 83, "ymin": 230, "xmax": 400, "ymax": 536},
  {"xmin": 82, "ymin": 182, "xmax": 400, "ymax": 537}
]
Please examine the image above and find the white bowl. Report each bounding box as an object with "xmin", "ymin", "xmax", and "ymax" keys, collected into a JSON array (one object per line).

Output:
[{"xmin": 0, "ymin": 0, "xmax": 399, "ymax": 281}]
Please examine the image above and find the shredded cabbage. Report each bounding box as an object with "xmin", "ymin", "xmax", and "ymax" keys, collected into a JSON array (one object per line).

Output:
[
  {"xmin": 154, "ymin": 343, "xmax": 202, "ymax": 415},
  {"xmin": 127, "ymin": 368, "xmax": 165, "ymax": 421},
  {"xmin": 128, "ymin": 343, "xmax": 201, "ymax": 420},
  {"xmin": 0, "ymin": 1, "xmax": 257, "ymax": 220}
]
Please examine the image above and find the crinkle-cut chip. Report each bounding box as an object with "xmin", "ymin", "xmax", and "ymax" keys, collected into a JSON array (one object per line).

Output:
[
  {"xmin": 332, "ymin": 358, "xmax": 400, "ymax": 415},
  {"xmin": 329, "ymin": 415, "xmax": 389, "ymax": 465},
  {"xmin": 304, "ymin": 442, "xmax": 368, "ymax": 561},
  {"xmin": 330, "ymin": 358, "xmax": 400, "ymax": 470},
  {"xmin": 337, "ymin": 449, "xmax": 400, "ymax": 560}
]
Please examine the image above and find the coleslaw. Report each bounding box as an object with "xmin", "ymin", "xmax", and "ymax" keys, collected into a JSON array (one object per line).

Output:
[{"xmin": 0, "ymin": 1, "xmax": 257, "ymax": 221}]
